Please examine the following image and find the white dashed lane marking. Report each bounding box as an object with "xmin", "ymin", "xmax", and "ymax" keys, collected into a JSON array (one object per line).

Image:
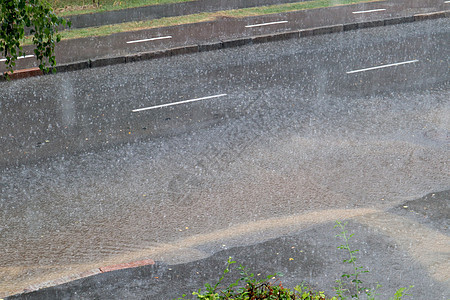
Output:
[
  {"xmin": 0, "ymin": 54, "xmax": 34, "ymax": 62},
  {"xmin": 352, "ymin": 8, "xmax": 386, "ymax": 14},
  {"xmin": 126, "ymin": 36, "xmax": 172, "ymax": 44},
  {"xmin": 346, "ymin": 60, "xmax": 419, "ymax": 74},
  {"xmin": 132, "ymin": 94, "xmax": 227, "ymax": 112},
  {"xmin": 245, "ymin": 20, "xmax": 288, "ymax": 28}
]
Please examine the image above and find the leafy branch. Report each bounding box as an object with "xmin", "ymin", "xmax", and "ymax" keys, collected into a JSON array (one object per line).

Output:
[{"xmin": 0, "ymin": 0, "xmax": 70, "ymax": 77}]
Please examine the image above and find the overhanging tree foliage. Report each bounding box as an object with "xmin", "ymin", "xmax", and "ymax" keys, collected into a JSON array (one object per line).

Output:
[{"xmin": 0, "ymin": 0, "xmax": 69, "ymax": 75}]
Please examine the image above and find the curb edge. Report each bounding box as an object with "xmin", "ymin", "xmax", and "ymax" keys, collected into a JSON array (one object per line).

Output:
[{"xmin": 1, "ymin": 10, "xmax": 448, "ymax": 82}]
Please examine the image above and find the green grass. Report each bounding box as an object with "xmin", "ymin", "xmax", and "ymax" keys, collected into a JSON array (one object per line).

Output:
[
  {"xmin": 46, "ymin": 0, "xmax": 381, "ymax": 42},
  {"xmin": 51, "ymin": 0, "xmax": 196, "ymax": 16},
  {"xmin": 225, "ymin": 0, "xmax": 382, "ymax": 17}
]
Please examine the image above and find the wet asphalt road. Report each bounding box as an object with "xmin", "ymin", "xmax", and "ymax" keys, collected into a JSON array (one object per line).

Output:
[
  {"xmin": 0, "ymin": 19, "xmax": 449, "ymax": 297},
  {"xmin": 1, "ymin": 0, "xmax": 448, "ymax": 73},
  {"xmin": 7, "ymin": 190, "xmax": 450, "ymax": 299}
]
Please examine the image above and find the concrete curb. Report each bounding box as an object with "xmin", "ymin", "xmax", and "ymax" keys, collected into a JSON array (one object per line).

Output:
[{"xmin": 1, "ymin": 10, "xmax": 448, "ymax": 82}]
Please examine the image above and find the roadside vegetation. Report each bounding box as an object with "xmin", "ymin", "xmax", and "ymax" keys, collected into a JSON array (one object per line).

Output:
[
  {"xmin": 0, "ymin": 0, "xmax": 69, "ymax": 75},
  {"xmin": 50, "ymin": 0, "xmax": 381, "ymax": 16},
  {"xmin": 50, "ymin": 0, "xmax": 195, "ymax": 16},
  {"xmin": 176, "ymin": 221, "xmax": 413, "ymax": 300},
  {"xmin": 3, "ymin": 0, "xmax": 380, "ymax": 73},
  {"xmin": 38, "ymin": 0, "xmax": 381, "ymax": 42}
]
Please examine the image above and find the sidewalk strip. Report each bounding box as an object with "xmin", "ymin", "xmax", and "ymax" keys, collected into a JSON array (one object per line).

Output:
[
  {"xmin": 126, "ymin": 36, "xmax": 172, "ymax": 44},
  {"xmin": 346, "ymin": 60, "xmax": 419, "ymax": 74},
  {"xmin": 0, "ymin": 54, "xmax": 34, "ymax": 62},
  {"xmin": 352, "ymin": 8, "xmax": 386, "ymax": 14},
  {"xmin": 132, "ymin": 94, "xmax": 227, "ymax": 112},
  {"xmin": 245, "ymin": 20, "xmax": 288, "ymax": 28}
]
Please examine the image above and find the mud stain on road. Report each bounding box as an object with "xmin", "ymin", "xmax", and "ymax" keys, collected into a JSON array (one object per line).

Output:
[{"xmin": 2, "ymin": 208, "xmax": 377, "ymax": 296}]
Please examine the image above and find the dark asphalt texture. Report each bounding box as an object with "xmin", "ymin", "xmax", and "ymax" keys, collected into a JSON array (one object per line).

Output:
[
  {"xmin": 390, "ymin": 190, "xmax": 450, "ymax": 235},
  {"xmin": 7, "ymin": 191, "xmax": 450, "ymax": 299},
  {"xmin": 1, "ymin": 1, "xmax": 449, "ymax": 299},
  {"xmin": 1, "ymin": 17, "xmax": 448, "ymax": 168},
  {"xmin": 1, "ymin": 17, "xmax": 449, "ymax": 298},
  {"xmin": 0, "ymin": 0, "xmax": 448, "ymax": 74}
]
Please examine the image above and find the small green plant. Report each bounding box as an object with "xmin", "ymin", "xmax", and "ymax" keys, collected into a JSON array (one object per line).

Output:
[
  {"xmin": 334, "ymin": 221, "xmax": 413, "ymax": 300},
  {"xmin": 388, "ymin": 286, "xmax": 413, "ymax": 300},
  {"xmin": 176, "ymin": 221, "xmax": 413, "ymax": 300},
  {"xmin": 176, "ymin": 256, "xmax": 335, "ymax": 299},
  {"xmin": 334, "ymin": 220, "xmax": 370, "ymax": 299}
]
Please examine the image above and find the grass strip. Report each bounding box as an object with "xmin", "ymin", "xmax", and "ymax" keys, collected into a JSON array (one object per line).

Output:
[
  {"xmin": 226, "ymin": 0, "xmax": 382, "ymax": 17},
  {"xmin": 52, "ymin": 0, "xmax": 196, "ymax": 17},
  {"xmin": 24, "ymin": 0, "xmax": 381, "ymax": 44}
]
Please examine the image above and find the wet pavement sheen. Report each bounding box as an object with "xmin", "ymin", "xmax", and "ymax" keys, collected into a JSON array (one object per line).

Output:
[{"xmin": 1, "ymin": 8, "xmax": 449, "ymax": 300}]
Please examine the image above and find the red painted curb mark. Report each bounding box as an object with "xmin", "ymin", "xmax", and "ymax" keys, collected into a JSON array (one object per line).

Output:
[
  {"xmin": 7, "ymin": 67, "xmax": 43, "ymax": 80},
  {"xmin": 99, "ymin": 259, "xmax": 155, "ymax": 273}
]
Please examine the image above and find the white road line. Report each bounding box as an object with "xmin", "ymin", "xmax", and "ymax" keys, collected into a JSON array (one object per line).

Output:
[
  {"xmin": 132, "ymin": 94, "xmax": 227, "ymax": 112},
  {"xmin": 445, "ymin": 1, "xmax": 450, "ymax": 3},
  {"xmin": 352, "ymin": 8, "xmax": 386, "ymax": 14},
  {"xmin": 126, "ymin": 36, "xmax": 172, "ymax": 44},
  {"xmin": 0, "ymin": 54, "xmax": 34, "ymax": 62},
  {"xmin": 245, "ymin": 20, "xmax": 288, "ymax": 28},
  {"xmin": 346, "ymin": 60, "xmax": 419, "ymax": 74}
]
